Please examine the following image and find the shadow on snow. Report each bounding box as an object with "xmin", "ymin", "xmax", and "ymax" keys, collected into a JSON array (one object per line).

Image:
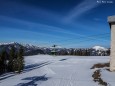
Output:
[
  {"xmin": 59, "ymin": 58, "xmax": 68, "ymax": 61},
  {"xmin": 16, "ymin": 74, "xmax": 50, "ymax": 86},
  {"xmin": 0, "ymin": 61, "xmax": 52, "ymax": 81}
]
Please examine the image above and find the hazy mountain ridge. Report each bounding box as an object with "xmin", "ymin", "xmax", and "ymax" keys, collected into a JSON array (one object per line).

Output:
[
  {"xmin": 0, "ymin": 42, "xmax": 110, "ymax": 56},
  {"xmin": 0, "ymin": 42, "xmax": 44, "ymax": 56}
]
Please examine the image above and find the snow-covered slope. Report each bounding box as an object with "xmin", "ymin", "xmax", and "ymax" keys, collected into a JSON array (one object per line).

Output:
[{"xmin": 1, "ymin": 55, "xmax": 114, "ymax": 86}]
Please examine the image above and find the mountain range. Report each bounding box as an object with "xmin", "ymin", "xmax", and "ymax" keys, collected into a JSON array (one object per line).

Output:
[{"xmin": 0, "ymin": 42, "xmax": 110, "ymax": 56}]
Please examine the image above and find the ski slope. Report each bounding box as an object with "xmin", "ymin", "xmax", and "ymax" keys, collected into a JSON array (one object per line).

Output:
[{"xmin": 0, "ymin": 55, "xmax": 115, "ymax": 86}]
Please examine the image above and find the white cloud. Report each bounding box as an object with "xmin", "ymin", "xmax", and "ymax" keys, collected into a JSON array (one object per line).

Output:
[
  {"xmin": 64, "ymin": 0, "xmax": 100, "ymax": 22},
  {"xmin": 0, "ymin": 15, "xmax": 90, "ymax": 38},
  {"xmin": 93, "ymin": 18, "xmax": 103, "ymax": 21}
]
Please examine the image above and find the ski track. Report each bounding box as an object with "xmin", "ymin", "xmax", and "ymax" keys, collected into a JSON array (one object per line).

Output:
[{"xmin": 0, "ymin": 55, "xmax": 115, "ymax": 86}]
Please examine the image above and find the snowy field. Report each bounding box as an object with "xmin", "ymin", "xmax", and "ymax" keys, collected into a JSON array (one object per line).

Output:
[{"xmin": 0, "ymin": 55, "xmax": 115, "ymax": 86}]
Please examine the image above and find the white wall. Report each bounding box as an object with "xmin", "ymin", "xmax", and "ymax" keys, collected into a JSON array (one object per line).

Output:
[{"xmin": 110, "ymin": 23, "xmax": 115, "ymax": 71}]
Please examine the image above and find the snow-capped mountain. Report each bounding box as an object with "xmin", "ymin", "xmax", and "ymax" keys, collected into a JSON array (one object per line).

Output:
[
  {"xmin": 90, "ymin": 46, "xmax": 110, "ymax": 56},
  {"xmin": 0, "ymin": 42, "xmax": 110, "ymax": 56},
  {"xmin": 0, "ymin": 42, "xmax": 45, "ymax": 56},
  {"xmin": 0, "ymin": 42, "xmax": 19, "ymax": 46},
  {"xmin": 92, "ymin": 46, "xmax": 108, "ymax": 51},
  {"xmin": 0, "ymin": 42, "xmax": 39, "ymax": 50}
]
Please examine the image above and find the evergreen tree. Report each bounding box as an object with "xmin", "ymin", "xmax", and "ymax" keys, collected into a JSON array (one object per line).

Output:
[
  {"xmin": 12, "ymin": 58, "xmax": 18, "ymax": 72},
  {"xmin": 17, "ymin": 46, "xmax": 24, "ymax": 73},
  {"xmin": 8, "ymin": 46, "xmax": 15, "ymax": 72},
  {"xmin": 0, "ymin": 50, "xmax": 8, "ymax": 73},
  {"xmin": 0, "ymin": 53, "xmax": 3, "ymax": 74},
  {"xmin": 70, "ymin": 49, "xmax": 74, "ymax": 55},
  {"xmin": 0, "ymin": 46, "xmax": 24, "ymax": 74},
  {"xmin": 79, "ymin": 49, "xmax": 82, "ymax": 56},
  {"xmin": 106, "ymin": 49, "xmax": 110, "ymax": 56}
]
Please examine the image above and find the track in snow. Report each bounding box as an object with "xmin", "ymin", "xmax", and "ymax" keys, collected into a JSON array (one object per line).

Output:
[{"xmin": 0, "ymin": 55, "xmax": 113, "ymax": 86}]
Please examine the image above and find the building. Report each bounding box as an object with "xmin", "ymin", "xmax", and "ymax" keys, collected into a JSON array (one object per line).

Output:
[
  {"xmin": 108, "ymin": 16, "xmax": 115, "ymax": 71},
  {"xmin": 51, "ymin": 45, "xmax": 57, "ymax": 55}
]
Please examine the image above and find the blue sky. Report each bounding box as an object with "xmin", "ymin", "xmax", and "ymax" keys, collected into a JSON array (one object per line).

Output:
[{"xmin": 0, "ymin": 0, "xmax": 114, "ymax": 48}]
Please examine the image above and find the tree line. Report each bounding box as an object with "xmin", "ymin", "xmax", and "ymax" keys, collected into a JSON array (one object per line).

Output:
[
  {"xmin": 0, "ymin": 46, "xmax": 24, "ymax": 75},
  {"xmin": 56, "ymin": 49, "xmax": 110, "ymax": 56}
]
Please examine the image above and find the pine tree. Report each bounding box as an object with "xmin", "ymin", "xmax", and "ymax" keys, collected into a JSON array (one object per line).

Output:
[
  {"xmin": 8, "ymin": 46, "xmax": 15, "ymax": 72},
  {"xmin": 0, "ymin": 50, "xmax": 8, "ymax": 73},
  {"xmin": 12, "ymin": 57, "xmax": 18, "ymax": 72},
  {"xmin": 17, "ymin": 46, "xmax": 24, "ymax": 73},
  {"xmin": 0, "ymin": 53, "xmax": 3, "ymax": 74},
  {"xmin": 70, "ymin": 49, "xmax": 74, "ymax": 55}
]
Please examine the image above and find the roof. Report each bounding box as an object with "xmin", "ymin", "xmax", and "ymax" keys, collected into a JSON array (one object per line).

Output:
[
  {"xmin": 108, "ymin": 16, "xmax": 115, "ymax": 28},
  {"xmin": 108, "ymin": 16, "xmax": 115, "ymax": 23}
]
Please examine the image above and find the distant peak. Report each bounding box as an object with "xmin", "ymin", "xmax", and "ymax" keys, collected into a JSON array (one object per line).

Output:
[
  {"xmin": 0, "ymin": 42, "xmax": 18, "ymax": 45},
  {"xmin": 92, "ymin": 46, "xmax": 107, "ymax": 51}
]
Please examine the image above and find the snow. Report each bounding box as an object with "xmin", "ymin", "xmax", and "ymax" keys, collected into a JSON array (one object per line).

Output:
[
  {"xmin": 0, "ymin": 55, "xmax": 115, "ymax": 86},
  {"xmin": 0, "ymin": 42, "xmax": 39, "ymax": 49},
  {"xmin": 92, "ymin": 46, "xmax": 108, "ymax": 51},
  {"xmin": 100, "ymin": 68, "xmax": 115, "ymax": 85}
]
